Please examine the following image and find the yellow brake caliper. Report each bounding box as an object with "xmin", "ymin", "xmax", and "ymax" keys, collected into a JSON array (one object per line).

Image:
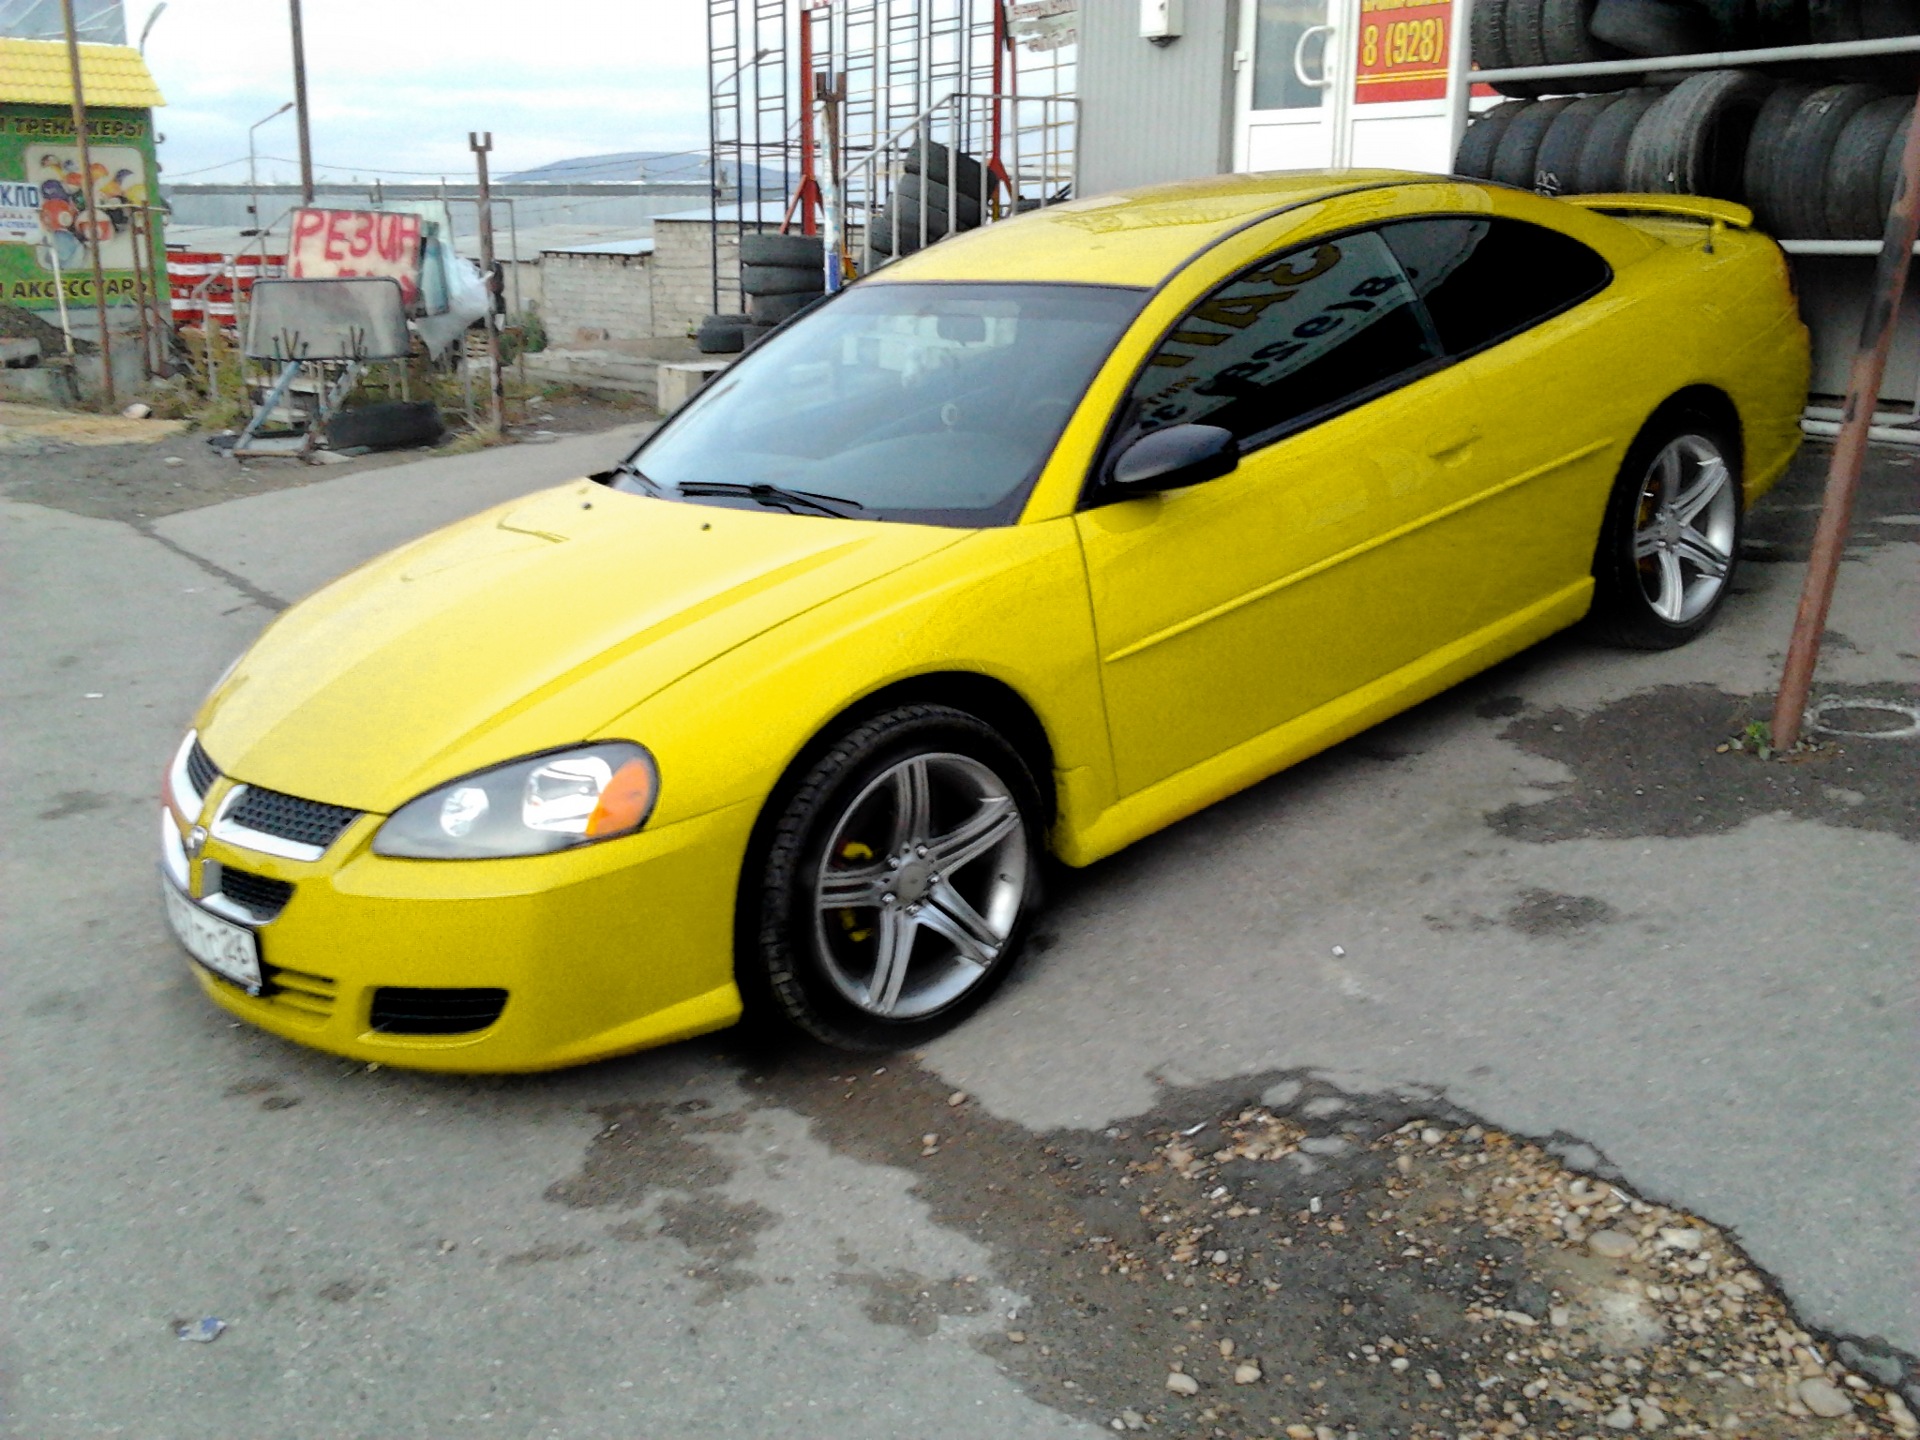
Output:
[{"xmin": 838, "ymin": 841, "xmax": 875, "ymax": 942}]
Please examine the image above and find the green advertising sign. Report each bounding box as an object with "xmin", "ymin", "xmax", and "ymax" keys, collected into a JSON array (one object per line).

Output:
[{"xmin": 0, "ymin": 103, "xmax": 161, "ymax": 311}]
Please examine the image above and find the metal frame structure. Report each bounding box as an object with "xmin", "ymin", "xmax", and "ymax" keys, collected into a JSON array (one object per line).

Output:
[{"xmin": 705, "ymin": 0, "xmax": 1079, "ymax": 310}]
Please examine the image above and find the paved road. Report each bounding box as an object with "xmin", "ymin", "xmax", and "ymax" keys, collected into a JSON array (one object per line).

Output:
[{"xmin": 4, "ymin": 426, "xmax": 1914, "ymax": 1438}]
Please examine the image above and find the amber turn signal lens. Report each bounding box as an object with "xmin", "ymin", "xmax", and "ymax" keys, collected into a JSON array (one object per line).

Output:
[{"xmin": 586, "ymin": 756, "xmax": 657, "ymax": 837}]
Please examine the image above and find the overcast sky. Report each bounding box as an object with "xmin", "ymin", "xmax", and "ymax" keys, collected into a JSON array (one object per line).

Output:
[{"xmin": 143, "ymin": 0, "xmax": 713, "ymax": 185}]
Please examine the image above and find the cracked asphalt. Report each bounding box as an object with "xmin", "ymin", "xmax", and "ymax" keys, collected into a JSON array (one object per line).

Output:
[{"xmin": 2, "ymin": 420, "xmax": 1913, "ymax": 1438}]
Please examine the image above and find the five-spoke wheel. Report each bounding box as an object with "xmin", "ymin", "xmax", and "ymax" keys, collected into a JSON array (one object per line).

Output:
[
  {"xmin": 747, "ymin": 704, "xmax": 1042, "ymax": 1049},
  {"xmin": 1594, "ymin": 411, "xmax": 1743, "ymax": 648}
]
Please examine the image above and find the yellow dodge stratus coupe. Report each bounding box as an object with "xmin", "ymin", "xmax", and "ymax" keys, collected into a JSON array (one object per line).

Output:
[{"xmin": 161, "ymin": 171, "xmax": 1809, "ymax": 1070}]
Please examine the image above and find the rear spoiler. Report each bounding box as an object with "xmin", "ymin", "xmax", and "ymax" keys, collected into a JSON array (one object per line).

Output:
[{"xmin": 1561, "ymin": 194, "xmax": 1754, "ymax": 229}]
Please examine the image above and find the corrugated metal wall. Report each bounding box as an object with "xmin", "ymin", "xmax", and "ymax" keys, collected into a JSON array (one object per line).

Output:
[{"xmin": 1076, "ymin": 1, "xmax": 1240, "ymax": 197}]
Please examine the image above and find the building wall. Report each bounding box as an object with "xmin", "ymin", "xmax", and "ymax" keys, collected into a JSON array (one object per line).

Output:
[
  {"xmin": 539, "ymin": 251, "xmax": 653, "ymax": 346},
  {"xmin": 1076, "ymin": 2, "xmax": 1241, "ymax": 196},
  {"xmin": 649, "ymin": 218, "xmax": 739, "ymax": 336}
]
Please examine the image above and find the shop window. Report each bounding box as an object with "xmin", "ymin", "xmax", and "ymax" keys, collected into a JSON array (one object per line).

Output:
[
  {"xmin": 1121, "ymin": 228, "xmax": 1440, "ymax": 452},
  {"xmin": 1380, "ymin": 217, "xmax": 1612, "ymax": 356}
]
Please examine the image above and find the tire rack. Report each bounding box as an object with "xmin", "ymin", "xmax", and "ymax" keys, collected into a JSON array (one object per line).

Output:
[
  {"xmin": 1442, "ymin": 8, "xmax": 1920, "ymax": 442},
  {"xmin": 705, "ymin": 1, "xmax": 1078, "ymax": 311}
]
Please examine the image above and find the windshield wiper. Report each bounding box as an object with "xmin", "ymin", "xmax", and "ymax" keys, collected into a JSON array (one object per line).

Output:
[
  {"xmin": 672, "ymin": 481, "xmax": 865, "ymax": 519},
  {"xmin": 602, "ymin": 458, "xmax": 666, "ymax": 496}
]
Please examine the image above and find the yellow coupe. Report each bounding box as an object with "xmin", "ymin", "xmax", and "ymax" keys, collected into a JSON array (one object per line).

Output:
[{"xmin": 161, "ymin": 171, "xmax": 1808, "ymax": 1070}]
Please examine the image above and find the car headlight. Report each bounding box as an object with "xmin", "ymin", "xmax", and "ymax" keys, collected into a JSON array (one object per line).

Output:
[{"xmin": 372, "ymin": 742, "xmax": 658, "ymax": 859}]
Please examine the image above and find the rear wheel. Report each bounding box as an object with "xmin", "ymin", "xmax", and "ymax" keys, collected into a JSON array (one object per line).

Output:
[
  {"xmin": 746, "ymin": 705, "xmax": 1043, "ymax": 1050},
  {"xmin": 1591, "ymin": 412, "xmax": 1743, "ymax": 649}
]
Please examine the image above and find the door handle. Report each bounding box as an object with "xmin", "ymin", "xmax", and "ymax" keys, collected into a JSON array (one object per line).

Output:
[{"xmin": 1293, "ymin": 24, "xmax": 1336, "ymax": 90}]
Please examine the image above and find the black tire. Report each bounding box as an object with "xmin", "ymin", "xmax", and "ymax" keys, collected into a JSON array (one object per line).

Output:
[
  {"xmin": 1742, "ymin": 80, "xmax": 1818, "ymax": 231},
  {"xmin": 740, "ymin": 262, "xmax": 824, "ymax": 297},
  {"xmin": 739, "ymin": 231, "xmax": 825, "ymax": 268},
  {"xmin": 324, "ymin": 400, "xmax": 442, "ymax": 452},
  {"xmin": 1506, "ymin": 0, "xmax": 1552, "ymax": 72},
  {"xmin": 1493, "ymin": 97, "xmax": 1577, "ymax": 187},
  {"xmin": 741, "ymin": 321, "xmax": 780, "ymax": 351},
  {"xmin": 895, "ymin": 172, "xmax": 983, "ymax": 228},
  {"xmin": 1542, "ymin": 0, "xmax": 1638, "ymax": 89},
  {"xmin": 1774, "ymin": 83, "xmax": 1887, "ymax": 238},
  {"xmin": 1881, "ymin": 109, "xmax": 1915, "ymax": 227},
  {"xmin": 748, "ymin": 289, "xmax": 825, "ymax": 324},
  {"xmin": 902, "ymin": 134, "xmax": 987, "ymax": 198},
  {"xmin": 1623, "ymin": 69, "xmax": 1771, "ymax": 198},
  {"xmin": 696, "ymin": 313, "xmax": 749, "ymax": 354},
  {"xmin": 1809, "ymin": 0, "xmax": 1862, "ymax": 41},
  {"xmin": 1700, "ymin": 0, "xmax": 1756, "ymax": 43},
  {"xmin": 1591, "ymin": 405, "xmax": 1744, "ymax": 649},
  {"xmin": 1455, "ymin": 99, "xmax": 1530, "ymax": 177},
  {"xmin": 1590, "ymin": 0, "xmax": 1719, "ymax": 54},
  {"xmin": 1534, "ymin": 95, "xmax": 1618, "ymax": 192},
  {"xmin": 742, "ymin": 703, "xmax": 1044, "ymax": 1051},
  {"xmin": 1826, "ymin": 94, "xmax": 1912, "ymax": 237},
  {"xmin": 866, "ymin": 202, "xmax": 965, "ymax": 256},
  {"xmin": 1754, "ymin": 0, "xmax": 1810, "ymax": 43},
  {"xmin": 1573, "ymin": 87, "xmax": 1665, "ymax": 192},
  {"xmin": 1473, "ymin": 0, "xmax": 1534, "ymax": 96}
]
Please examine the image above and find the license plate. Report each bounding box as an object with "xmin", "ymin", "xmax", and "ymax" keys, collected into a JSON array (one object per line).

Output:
[{"xmin": 162, "ymin": 879, "xmax": 263, "ymax": 994}]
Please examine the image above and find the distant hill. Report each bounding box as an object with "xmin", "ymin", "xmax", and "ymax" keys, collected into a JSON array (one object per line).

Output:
[{"xmin": 504, "ymin": 151, "xmax": 791, "ymax": 193}]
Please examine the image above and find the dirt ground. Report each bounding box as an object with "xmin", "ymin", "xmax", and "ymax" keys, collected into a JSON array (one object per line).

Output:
[{"xmin": 0, "ymin": 387, "xmax": 654, "ymax": 524}]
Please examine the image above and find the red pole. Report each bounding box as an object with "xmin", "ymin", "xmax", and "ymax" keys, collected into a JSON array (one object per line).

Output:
[
  {"xmin": 1770, "ymin": 102, "xmax": 1920, "ymax": 749},
  {"xmin": 792, "ymin": 2, "xmax": 822, "ymax": 234}
]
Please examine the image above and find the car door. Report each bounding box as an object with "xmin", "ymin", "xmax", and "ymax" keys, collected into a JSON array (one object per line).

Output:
[
  {"xmin": 1372, "ymin": 215, "xmax": 1621, "ymax": 653},
  {"xmin": 1075, "ymin": 226, "xmax": 1484, "ymax": 800}
]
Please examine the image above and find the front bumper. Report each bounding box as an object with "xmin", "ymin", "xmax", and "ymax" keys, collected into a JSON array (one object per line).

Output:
[{"xmin": 160, "ymin": 786, "xmax": 752, "ymax": 1072}]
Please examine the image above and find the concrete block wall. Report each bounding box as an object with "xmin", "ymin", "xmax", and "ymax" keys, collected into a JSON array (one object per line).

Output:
[
  {"xmin": 651, "ymin": 219, "xmax": 739, "ymax": 336},
  {"xmin": 539, "ymin": 252, "xmax": 655, "ymax": 346}
]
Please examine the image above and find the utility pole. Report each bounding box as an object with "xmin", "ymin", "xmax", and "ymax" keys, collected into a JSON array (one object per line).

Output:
[
  {"xmin": 59, "ymin": 0, "xmax": 114, "ymax": 407},
  {"xmin": 469, "ymin": 132, "xmax": 505, "ymax": 433},
  {"xmin": 289, "ymin": 0, "xmax": 314, "ymax": 203}
]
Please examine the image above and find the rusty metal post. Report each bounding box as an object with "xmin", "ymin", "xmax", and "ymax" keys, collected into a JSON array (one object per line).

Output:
[
  {"xmin": 1771, "ymin": 106, "xmax": 1920, "ymax": 748},
  {"xmin": 289, "ymin": 0, "xmax": 315, "ymax": 204},
  {"xmin": 60, "ymin": 0, "xmax": 114, "ymax": 407},
  {"xmin": 469, "ymin": 131, "xmax": 505, "ymax": 432}
]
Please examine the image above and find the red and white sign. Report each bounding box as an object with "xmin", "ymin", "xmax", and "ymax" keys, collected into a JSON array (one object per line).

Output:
[
  {"xmin": 1354, "ymin": 0, "xmax": 1452, "ymax": 104},
  {"xmin": 288, "ymin": 208, "xmax": 423, "ymax": 305}
]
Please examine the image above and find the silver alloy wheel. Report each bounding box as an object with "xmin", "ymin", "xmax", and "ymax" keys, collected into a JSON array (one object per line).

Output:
[
  {"xmin": 812, "ymin": 751, "xmax": 1028, "ymax": 1020},
  {"xmin": 1630, "ymin": 433, "xmax": 1737, "ymax": 624}
]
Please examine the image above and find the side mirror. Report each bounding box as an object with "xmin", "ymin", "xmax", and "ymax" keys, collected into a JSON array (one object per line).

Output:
[{"xmin": 1108, "ymin": 423, "xmax": 1238, "ymax": 495}]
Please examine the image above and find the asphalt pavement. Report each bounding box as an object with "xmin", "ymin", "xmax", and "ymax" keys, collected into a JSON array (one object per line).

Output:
[{"xmin": 2, "ymin": 424, "xmax": 1914, "ymax": 1439}]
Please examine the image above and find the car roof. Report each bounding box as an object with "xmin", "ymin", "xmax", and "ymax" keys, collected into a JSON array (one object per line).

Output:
[{"xmin": 869, "ymin": 169, "xmax": 1467, "ymax": 289}]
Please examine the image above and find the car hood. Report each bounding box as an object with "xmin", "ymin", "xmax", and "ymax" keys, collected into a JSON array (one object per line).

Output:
[{"xmin": 198, "ymin": 481, "xmax": 962, "ymax": 813}]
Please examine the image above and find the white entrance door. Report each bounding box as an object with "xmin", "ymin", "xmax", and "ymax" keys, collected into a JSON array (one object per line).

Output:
[{"xmin": 1236, "ymin": 0, "xmax": 1353, "ymax": 172}]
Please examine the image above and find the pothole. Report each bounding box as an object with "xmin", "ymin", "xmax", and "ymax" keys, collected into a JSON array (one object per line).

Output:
[{"xmin": 741, "ymin": 1054, "xmax": 1918, "ymax": 1439}]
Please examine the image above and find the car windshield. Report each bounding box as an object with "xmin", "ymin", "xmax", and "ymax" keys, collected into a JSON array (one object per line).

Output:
[{"xmin": 616, "ymin": 281, "xmax": 1148, "ymax": 526}]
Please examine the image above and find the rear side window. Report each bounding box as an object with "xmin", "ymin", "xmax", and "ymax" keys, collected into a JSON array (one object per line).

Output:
[
  {"xmin": 1122, "ymin": 228, "xmax": 1440, "ymax": 449},
  {"xmin": 1379, "ymin": 217, "xmax": 1611, "ymax": 356}
]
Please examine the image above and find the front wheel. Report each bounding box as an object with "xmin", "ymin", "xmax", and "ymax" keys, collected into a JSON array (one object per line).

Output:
[
  {"xmin": 745, "ymin": 704, "xmax": 1044, "ymax": 1050},
  {"xmin": 1590, "ymin": 412, "xmax": 1743, "ymax": 650}
]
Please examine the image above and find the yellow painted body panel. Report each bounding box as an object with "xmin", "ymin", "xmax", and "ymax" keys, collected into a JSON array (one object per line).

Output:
[{"xmin": 171, "ymin": 171, "xmax": 1810, "ymax": 1070}]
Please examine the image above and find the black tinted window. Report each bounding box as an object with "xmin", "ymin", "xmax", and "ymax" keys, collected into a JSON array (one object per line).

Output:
[
  {"xmin": 1123, "ymin": 228, "xmax": 1439, "ymax": 449},
  {"xmin": 1380, "ymin": 217, "xmax": 1610, "ymax": 355}
]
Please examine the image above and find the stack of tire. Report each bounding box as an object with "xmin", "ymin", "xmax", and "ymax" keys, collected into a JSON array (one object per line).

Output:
[
  {"xmin": 1469, "ymin": 0, "xmax": 1920, "ymax": 85},
  {"xmin": 867, "ymin": 136, "xmax": 991, "ymax": 259},
  {"xmin": 697, "ymin": 232, "xmax": 827, "ymax": 355},
  {"xmin": 1457, "ymin": 74, "xmax": 1914, "ymax": 239}
]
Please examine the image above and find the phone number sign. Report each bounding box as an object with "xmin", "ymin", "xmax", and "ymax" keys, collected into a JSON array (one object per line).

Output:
[{"xmin": 1355, "ymin": 0, "xmax": 1452, "ymax": 104}]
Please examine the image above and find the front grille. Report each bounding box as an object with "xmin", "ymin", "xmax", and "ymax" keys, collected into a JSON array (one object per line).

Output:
[
  {"xmin": 212, "ymin": 864, "xmax": 294, "ymax": 921},
  {"xmin": 228, "ymin": 786, "xmax": 359, "ymax": 850},
  {"xmin": 186, "ymin": 738, "xmax": 219, "ymax": 797},
  {"xmin": 370, "ymin": 987, "xmax": 509, "ymax": 1036}
]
